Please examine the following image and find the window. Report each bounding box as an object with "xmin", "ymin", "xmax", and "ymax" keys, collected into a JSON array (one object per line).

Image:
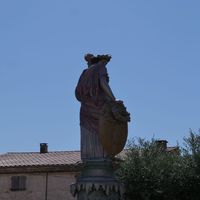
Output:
[{"xmin": 11, "ymin": 176, "xmax": 26, "ymax": 191}]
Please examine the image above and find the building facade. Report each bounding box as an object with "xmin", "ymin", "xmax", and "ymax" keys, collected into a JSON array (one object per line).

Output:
[{"xmin": 0, "ymin": 144, "xmax": 81, "ymax": 200}]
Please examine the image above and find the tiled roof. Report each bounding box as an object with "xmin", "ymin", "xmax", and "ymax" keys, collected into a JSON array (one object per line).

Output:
[
  {"xmin": 0, "ymin": 150, "xmax": 125, "ymax": 173},
  {"xmin": 166, "ymin": 147, "xmax": 179, "ymax": 152},
  {"xmin": 0, "ymin": 145, "xmax": 178, "ymax": 168},
  {"xmin": 0, "ymin": 151, "xmax": 81, "ymax": 168}
]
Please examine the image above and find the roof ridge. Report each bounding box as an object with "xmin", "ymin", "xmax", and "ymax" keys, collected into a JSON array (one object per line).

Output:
[{"xmin": 4, "ymin": 150, "xmax": 80, "ymax": 155}]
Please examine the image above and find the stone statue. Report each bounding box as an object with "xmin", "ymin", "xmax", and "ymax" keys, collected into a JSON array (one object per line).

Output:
[
  {"xmin": 72, "ymin": 54, "xmax": 130, "ymax": 200},
  {"xmin": 75, "ymin": 54, "xmax": 130, "ymax": 161}
]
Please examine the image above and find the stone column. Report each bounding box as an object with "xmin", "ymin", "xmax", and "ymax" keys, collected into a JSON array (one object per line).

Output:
[{"xmin": 71, "ymin": 159, "xmax": 124, "ymax": 200}]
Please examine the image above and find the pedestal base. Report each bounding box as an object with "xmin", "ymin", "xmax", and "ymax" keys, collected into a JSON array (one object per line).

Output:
[{"xmin": 71, "ymin": 159, "xmax": 124, "ymax": 200}]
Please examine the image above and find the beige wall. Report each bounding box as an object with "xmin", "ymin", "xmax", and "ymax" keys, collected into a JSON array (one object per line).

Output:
[{"xmin": 0, "ymin": 172, "xmax": 77, "ymax": 200}]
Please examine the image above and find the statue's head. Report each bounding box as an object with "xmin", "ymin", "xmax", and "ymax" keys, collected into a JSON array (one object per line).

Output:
[
  {"xmin": 84, "ymin": 54, "xmax": 112, "ymax": 67},
  {"xmin": 96, "ymin": 54, "xmax": 112, "ymax": 64}
]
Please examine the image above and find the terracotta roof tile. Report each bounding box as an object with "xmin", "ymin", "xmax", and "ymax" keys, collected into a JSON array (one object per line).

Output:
[{"xmin": 0, "ymin": 151, "xmax": 81, "ymax": 168}]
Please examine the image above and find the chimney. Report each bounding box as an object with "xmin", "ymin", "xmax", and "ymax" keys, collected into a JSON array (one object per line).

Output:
[
  {"xmin": 40, "ymin": 143, "xmax": 48, "ymax": 153},
  {"xmin": 155, "ymin": 140, "xmax": 168, "ymax": 151}
]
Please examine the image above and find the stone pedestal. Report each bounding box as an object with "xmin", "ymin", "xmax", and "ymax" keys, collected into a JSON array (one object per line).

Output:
[{"xmin": 71, "ymin": 159, "xmax": 124, "ymax": 200}]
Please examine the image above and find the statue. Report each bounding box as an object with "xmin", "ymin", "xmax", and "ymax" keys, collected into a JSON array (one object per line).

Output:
[
  {"xmin": 75, "ymin": 54, "xmax": 130, "ymax": 161},
  {"xmin": 72, "ymin": 54, "xmax": 130, "ymax": 200}
]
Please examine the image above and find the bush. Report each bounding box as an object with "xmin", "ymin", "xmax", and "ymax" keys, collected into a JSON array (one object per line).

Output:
[{"xmin": 117, "ymin": 132, "xmax": 200, "ymax": 200}]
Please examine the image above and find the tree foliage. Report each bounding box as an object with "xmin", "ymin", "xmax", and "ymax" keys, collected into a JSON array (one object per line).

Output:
[{"xmin": 117, "ymin": 130, "xmax": 200, "ymax": 200}]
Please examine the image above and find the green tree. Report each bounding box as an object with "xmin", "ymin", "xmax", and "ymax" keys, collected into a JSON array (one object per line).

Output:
[
  {"xmin": 183, "ymin": 129, "xmax": 200, "ymax": 175},
  {"xmin": 117, "ymin": 135, "xmax": 200, "ymax": 200}
]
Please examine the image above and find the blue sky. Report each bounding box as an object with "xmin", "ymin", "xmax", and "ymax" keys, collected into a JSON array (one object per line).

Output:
[{"xmin": 0, "ymin": 0, "xmax": 200, "ymax": 153}]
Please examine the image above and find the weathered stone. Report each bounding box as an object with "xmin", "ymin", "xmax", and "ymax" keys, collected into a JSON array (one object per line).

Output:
[{"xmin": 71, "ymin": 160, "xmax": 124, "ymax": 200}]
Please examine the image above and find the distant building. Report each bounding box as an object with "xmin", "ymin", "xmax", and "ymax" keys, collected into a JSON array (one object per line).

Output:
[
  {"xmin": 0, "ymin": 143, "xmax": 81, "ymax": 200},
  {"xmin": 155, "ymin": 140, "xmax": 180, "ymax": 155},
  {"xmin": 0, "ymin": 141, "xmax": 178, "ymax": 200}
]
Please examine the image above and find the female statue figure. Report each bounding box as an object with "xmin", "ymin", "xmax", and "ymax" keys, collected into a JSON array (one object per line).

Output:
[
  {"xmin": 75, "ymin": 54, "xmax": 115, "ymax": 161},
  {"xmin": 75, "ymin": 54, "xmax": 130, "ymax": 161}
]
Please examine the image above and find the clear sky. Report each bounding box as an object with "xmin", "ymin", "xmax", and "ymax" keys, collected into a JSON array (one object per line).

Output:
[{"xmin": 0, "ymin": 0, "xmax": 200, "ymax": 153}]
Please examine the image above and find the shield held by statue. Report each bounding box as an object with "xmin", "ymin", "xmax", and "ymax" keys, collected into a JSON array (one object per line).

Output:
[
  {"xmin": 99, "ymin": 118, "xmax": 128, "ymax": 157},
  {"xmin": 99, "ymin": 101, "xmax": 130, "ymax": 157}
]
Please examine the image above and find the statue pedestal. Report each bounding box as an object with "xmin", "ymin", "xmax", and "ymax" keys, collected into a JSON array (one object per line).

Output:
[{"xmin": 71, "ymin": 159, "xmax": 124, "ymax": 200}]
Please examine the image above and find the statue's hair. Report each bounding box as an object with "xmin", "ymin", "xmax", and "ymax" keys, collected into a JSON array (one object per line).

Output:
[
  {"xmin": 84, "ymin": 53, "xmax": 112, "ymax": 65},
  {"xmin": 90, "ymin": 54, "xmax": 112, "ymax": 64}
]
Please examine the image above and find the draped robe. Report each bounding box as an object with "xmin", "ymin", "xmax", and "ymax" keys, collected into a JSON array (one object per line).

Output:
[{"xmin": 75, "ymin": 63, "xmax": 108, "ymax": 160}]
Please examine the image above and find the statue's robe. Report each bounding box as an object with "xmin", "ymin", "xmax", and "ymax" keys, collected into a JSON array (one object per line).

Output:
[{"xmin": 75, "ymin": 63, "xmax": 108, "ymax": 160}]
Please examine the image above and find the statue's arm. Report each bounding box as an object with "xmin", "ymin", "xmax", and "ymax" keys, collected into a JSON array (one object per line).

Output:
[{"xmin": 100, "ymin": 76, "xmax": 115, "ymax": 101}]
